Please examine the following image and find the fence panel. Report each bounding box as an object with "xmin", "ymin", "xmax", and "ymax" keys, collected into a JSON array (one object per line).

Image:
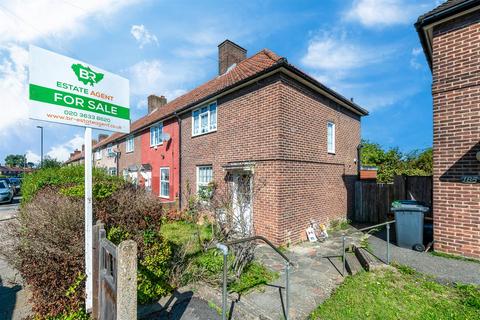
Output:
[{"xmin": 354, "ymin": 176, "xmax": 432, "ymax": 223}]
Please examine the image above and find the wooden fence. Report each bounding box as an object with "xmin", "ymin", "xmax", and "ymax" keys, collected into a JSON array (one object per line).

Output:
[{"xmin": 354, "ymin": 175, "xmax": 432, "ymax": 223}]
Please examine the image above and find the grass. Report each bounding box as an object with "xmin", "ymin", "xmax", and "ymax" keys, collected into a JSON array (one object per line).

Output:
[
  {"xmin": 229, "ymin": 262, "xmax": 279, "ymax": 294},
  {"xmin": 328, "ymin": 218, "xmax": 350, "ymax": 233},
  {"xmin": 160, "ymin": 220, "xmax": 213, "ymax": 253},
  {"xmin": 309, "ymin": 266, "xmax": 480, "ymax": 320},
  {"xmin": 161, "ymin": 220, "xmax": 277, "ymax": 294},
  {"xmin": 431, "ymin": 251, "xmax": 480, "ymax": 264}
]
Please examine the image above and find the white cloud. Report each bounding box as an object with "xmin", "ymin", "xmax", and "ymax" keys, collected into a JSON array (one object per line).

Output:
[
  {"xmin": 130, "ymin": 24, "xmax": 159, "ymax": 48},
  {"xmin": 345, "ymin": 0, "xmax": 430, "ymax": 27},
  {"xmin": 127, "ymin": 59, "xmax": 189, "ymax": 101},
  {"xmin": 301, "ymin": 31, "xmax": 391, "ymax": 71},
  {"xmin": 0, "ymin": 0, "xmax": 140, "ymax": 42},
  {"xmin": 46, "ymin": 135, "xmax": 84, "ymax": 162},
  {"xmin": 410, "ymin": 47, "xmax": 424, "ymax": 69},
  {"xmin": 25, "ymin": 150, "xmax": 40, "ymax": 164},
  {"xmin": 0, "ymin": 44, "xmax": 30, "ymax": 142}
]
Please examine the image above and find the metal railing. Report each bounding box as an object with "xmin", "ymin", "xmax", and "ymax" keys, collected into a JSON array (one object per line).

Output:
[
  {"xmin": 342, "ymin": 220, "xmax": 396, "ymax": 276},
  {"xmin": 216, "ymin": 236, "xmax": 294, "ymax": 320}
]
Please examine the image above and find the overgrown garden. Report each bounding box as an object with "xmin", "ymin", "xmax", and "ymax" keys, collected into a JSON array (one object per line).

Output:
[{"xmin": 0, "ymin": 166, "xmax": 275, "ymax": 319}]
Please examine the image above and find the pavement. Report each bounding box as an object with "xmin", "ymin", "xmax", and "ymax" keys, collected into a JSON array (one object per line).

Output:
[
  {"xmin": 368, "ymin": 230, "xmax": 480, "ymax": 285},
  {"xmin": 173, "ymin": 229, "xmax": 365, "ymax": 320},
  {"xmin": 0, "ymin": 197, "xmax": 20, "ymax": 221},
  {"xmin": 0, "ymin": 210, "xmax": 32, "ymax": 320}
]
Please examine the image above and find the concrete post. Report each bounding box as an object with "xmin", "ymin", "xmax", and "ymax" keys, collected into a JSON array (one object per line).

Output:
[
  {"xmin": 92, "ymin": 222, "xmax": 104, "ymax": 319},
  {"xmin": 116, "ymin": 240, "xmax": 137, "ymax": 320}
]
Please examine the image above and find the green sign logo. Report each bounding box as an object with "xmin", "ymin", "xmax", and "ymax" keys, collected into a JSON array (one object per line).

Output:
[{"xmin": 71, "ymin": 63, "xmax": 104, "ymax": 86}]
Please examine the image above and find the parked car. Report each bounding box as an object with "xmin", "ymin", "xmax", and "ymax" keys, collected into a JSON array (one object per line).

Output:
[
  {"xmin": 0, "ymin": 180, "xmax": 14, "ymax": 204},
  {"xmin": 8, "ymin": 177, "xmax": 22, "ymax": 195}
]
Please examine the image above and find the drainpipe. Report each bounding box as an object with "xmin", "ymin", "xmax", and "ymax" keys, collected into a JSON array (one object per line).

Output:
[
  {"xmin": 174, "ymin": 112, "xmax": 182, "ymax": 209},
  {"xmin": 357, "ymin": 144, "xmax": 363, "ymax": 178}
]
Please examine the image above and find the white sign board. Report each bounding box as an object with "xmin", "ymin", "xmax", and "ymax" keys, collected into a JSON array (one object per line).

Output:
[{"xmin": 29, "ymin": 45, "xmax": 130, "ymax": 133}]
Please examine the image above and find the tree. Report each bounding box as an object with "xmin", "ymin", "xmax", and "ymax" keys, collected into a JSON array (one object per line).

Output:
[
  {"xmin": 360, "ymin": 140, "xmax": 432, "ymax": 183},
  {"xmin": 40, "ymin": 157, "xmax": 62, "ymax": 169},
  {"xmin": 4, "ymin": 154, "xmax": 26, "ymax": 167}
]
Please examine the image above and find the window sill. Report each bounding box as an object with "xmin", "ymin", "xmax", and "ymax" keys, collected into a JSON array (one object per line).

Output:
[
  {"xmin": 125, "ymin": 150, "xmax": 134, "ymax": 154},
  {"xmin": 192, "ymin": 129, "xmax": 217, "ymax": 138},
  {"xmin": 159, "ymin": 195, "xmax": 170, "ymax": 199},
  {"xmin": 150, "ymin": 143, "xmax": 163, "ymax": 148},
  {"xmin": 328, "ymin": 151, "xmax": 336, "ymax": 155}
]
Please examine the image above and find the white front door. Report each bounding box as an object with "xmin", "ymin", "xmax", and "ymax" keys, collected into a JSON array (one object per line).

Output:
[
  {"xmin": 232, "ymin": 173, "xmax": 253, "ymax": 235},
  {"xmin": 140, "ymin": 171, "xmax": 152, "ymax": 192}
]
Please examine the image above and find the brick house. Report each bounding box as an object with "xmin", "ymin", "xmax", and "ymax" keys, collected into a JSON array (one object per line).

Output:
[
  {"xmin": 91, "ymin": 40, "xmax": 368, "ymax": 244},
  {"xmin": 93, "ymin": 95, "xmax": 180, "ymax": 202},
  {"xmin": 416, "ymin": 0, "xmax": 480, "ymax": 258}
]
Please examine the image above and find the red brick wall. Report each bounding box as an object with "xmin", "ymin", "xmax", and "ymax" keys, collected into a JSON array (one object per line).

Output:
[
  {"xmin": 141, "ymin": 118, "xmax": 180, "ymax": 202},
  {"xmin": 431, "ymin": 10, "xmax": 480, "ymax": 258},
  {"xmin": 180, "ymin": 73, "xmax": 361, "ymax": 244}
]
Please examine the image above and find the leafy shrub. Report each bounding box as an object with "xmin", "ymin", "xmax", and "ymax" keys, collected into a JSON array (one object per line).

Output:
[
  {"xmin": 21, "ymin": 165, "xmax": 122, "ymax": 203},
  {"xmin": 0, "ymin": 167, "xmax": 167, "ymax": 318}
]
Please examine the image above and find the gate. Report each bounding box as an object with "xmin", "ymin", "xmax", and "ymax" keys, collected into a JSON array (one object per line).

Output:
[{"xmin": 93, "ymin": 223, "xmax": 137, "ymax": 320}]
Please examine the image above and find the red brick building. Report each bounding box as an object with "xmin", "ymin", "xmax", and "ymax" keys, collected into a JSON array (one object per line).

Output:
[
  {"xmin": 92, "ymin": 40, "xmax": 368, "ymax": 244},
  {"xmin": 416, "ymin": 0, "xmax": 480, "ymax": 258}
]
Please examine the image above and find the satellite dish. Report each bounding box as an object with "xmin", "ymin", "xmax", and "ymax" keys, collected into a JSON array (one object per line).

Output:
[{"xmin": 161, "ymin": 132, "xmax": 171, "ymax": 143}]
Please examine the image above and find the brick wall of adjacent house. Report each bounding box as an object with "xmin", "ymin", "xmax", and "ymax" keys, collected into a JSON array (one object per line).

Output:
[
  {"xmin": 179, "ymin": 73, "xmax": 360, "ymax": 244},
  {"xmin": 118, "ymin": 134, "xmax": 142, "ymax": 176},
  {"xmin": 93, "ymin": 144, "xmax": 117, "ymax": 172},
  {"xmin": 431, "ymin": 10, "xmax": 480, "ymax": 258}
]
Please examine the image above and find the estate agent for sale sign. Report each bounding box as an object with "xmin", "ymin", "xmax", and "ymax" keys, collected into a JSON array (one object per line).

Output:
[{"xmin": 29, "ymin": 45, "xmax": 130, "ymax": 133}]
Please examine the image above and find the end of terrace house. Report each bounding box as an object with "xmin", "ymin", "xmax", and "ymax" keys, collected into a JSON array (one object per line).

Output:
[{"xmin": 88, "ymin": 39, "xmax": 369, "ymax": 245}]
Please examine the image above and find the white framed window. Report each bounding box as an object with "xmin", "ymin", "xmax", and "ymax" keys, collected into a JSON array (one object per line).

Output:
[
  {"xmin": 327, "ymin": 122, "xmax": 335, "ymax": 154},
  {"xmin": 107, "ymin": 143, "xmax": 114, "ymax": 157},
  {"xmin": 160, "ymin": 167, "xmax": 170, "ymax": 198},
  {"xmin": 192, "ymin": 102, "xmax": 217, "ymax": 136},
  {"xmin": 196, "ymin": 165, "xmax": 213, "ymax": 192},
  {"xmin": 126, "ymin": 135, "xmax": 134, "ymax": 153},
  {"xmin": 95, "ymin": 149, "xmax": 102, "ymax": 160},
  {"xmin": 150, "ymin": 122, "xmax": 163, "ymax": 147},
  {"xmin": 122, "ymin": 169, "xmax": 128, "ymax": 181},
  {"xmin": 108, "ymin": 167, "xmax": 117, "ymax": 176}
]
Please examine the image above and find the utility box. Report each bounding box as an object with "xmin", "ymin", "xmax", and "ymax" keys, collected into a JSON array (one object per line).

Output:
[{"xmin": 391, "ymin": 200, "xmax": 429, "ymax": 250}]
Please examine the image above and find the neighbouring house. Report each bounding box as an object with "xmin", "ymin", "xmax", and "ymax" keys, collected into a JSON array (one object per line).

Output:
[
  {"xmin": 93, "ymin": 134, "xmax": 118, "ymax": 176},
  {"xmin": 87, "ymin": 40, "xmax": 368, "ymax": 244},
  {"xmin": 93, "ymin": 94, "xmax": 180, "ymax": 202},
  {"xmin": 416, "ymin": 0, "xmax": 480, "ymax": 258},
  {"xmin": 65, "ymin": 149, "xmax": 85, "ymax": 166},
  {"xmin": 0, "ymin": 165, "xmax": 33, "ymax": 176}
]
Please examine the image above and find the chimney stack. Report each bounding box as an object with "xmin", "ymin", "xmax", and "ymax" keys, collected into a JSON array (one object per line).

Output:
[
  {"xmin": 218, "ymin": 40, "xmax": 247, "ymax": 75},
  {"xmin": 98, "ymin": 134, "xmax": 109, "ymax": 142},
  {"xmin": 148, "ymin": 95, "xmax": 167, "ymax": 114}
]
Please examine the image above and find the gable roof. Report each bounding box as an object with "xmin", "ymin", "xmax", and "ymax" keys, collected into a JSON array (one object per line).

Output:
[
  {"xmin": 415, "ymin": 0, "xmax": 480, "ymax": 69},
  {"xmin": 94, "ymin": 48, "xmax": 368, "ymax": 150}
]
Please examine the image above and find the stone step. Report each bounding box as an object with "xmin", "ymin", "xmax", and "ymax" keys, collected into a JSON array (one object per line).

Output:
[
  {"xmin": 353, "ymin": 245, "xmax": 386, "ymax": 272},
  {"xmin": 344, "ymin": 251, "xmax": 363, "ymax": 275}
]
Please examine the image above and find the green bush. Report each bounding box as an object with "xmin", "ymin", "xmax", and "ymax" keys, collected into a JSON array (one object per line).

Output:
[
  {"xmin": 21, "ymin": 165, "xmax": 123, "ymax": 203},
  {"xmin": 1, "ymin": 166, "xmax": 167, "ymax": 318}
]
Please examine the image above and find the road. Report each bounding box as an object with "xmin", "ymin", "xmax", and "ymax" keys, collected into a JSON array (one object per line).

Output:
[{"xmin": 0, "ymin": 196, "xmax": 20, "ymax": 221}]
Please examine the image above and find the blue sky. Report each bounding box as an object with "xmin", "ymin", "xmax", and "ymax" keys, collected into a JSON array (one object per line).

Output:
[{"xmin": 0, "ymin": 0, "xmax": 441, "ymax": 164}]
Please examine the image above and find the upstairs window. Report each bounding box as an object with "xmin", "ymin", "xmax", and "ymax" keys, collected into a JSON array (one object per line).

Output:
[
  {"xmin": 107, "ymin": 144, "xmax": 114, "ymax": 157},
  {"xmin": 192, "ymin": 102, "xmax": 217, "ymax": 136},
  {"xmin": 327, "ymin": 122, "xmax": 335, "ymax": 154},
  {"xmin": 126, "ymin": 135, "xmax": 134, "ymax": 153},
  {"xmin": 150, "ymin": 122, "xmax": 163, "ymax": 147}
]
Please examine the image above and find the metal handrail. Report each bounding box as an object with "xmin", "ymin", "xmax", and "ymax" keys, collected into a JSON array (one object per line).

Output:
[
  {"xmin": 342, "ymin": 220, "xmax": 396, "ymax": 276},
  {"xmin": 216, "ymin": 235, "xmax": 293, "ymax": 320},
  {"xmin": 224, "ymin": 235, "xmax": 294, "ymax": 266}
]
